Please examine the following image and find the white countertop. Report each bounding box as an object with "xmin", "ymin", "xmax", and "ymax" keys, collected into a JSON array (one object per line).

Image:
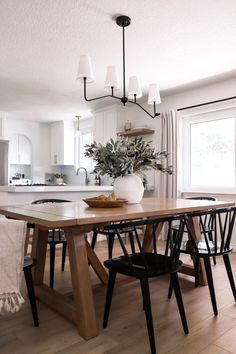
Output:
[{"xmin": 0, "ymin": 185, "xmax": 113, "ymax": 193}]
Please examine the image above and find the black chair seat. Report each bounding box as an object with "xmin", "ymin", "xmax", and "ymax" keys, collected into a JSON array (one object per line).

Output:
[
  {"xmin": 180, "ymin": 240, "xmax": 233, "ymax": 257},
  {"xmin": 172, "ymin": 224, "xmax": 214, "ymax": 233},
  {"xmin": 23, "ymin": 256, "xmax": 35, "ymax": 268},
  {"xmin": 105, "ymin": 254, "xmax": 182, "ymax": 278}
]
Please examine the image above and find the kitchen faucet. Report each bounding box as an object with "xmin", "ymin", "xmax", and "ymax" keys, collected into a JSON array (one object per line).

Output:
[{"xmin": 76, "ymin": 167, "xmax": 89, "ymax": 185}]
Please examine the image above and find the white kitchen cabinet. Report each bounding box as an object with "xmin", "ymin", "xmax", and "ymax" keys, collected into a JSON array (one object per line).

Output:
[
  {"xmin": 9, "ymin": 134, "xmax": 31, "ymax": 165},
  {"xmin": 93, "ymin": 111, "xmax": 104, "ymax": 144},
  {"xmin": 93, "ymin": 106, "xmax": 119, "ymax": 145},
  {"xmin": 0, "ymin": 117, "xmax": 5, "ymax": 138},
  {"xmin": 51, "ymin": 121, "xmax": 75, "ymax": 165}
]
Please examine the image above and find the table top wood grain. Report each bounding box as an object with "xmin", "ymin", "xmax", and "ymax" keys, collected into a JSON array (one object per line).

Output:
[{"xmin": 0, "ymin": 198, "xmax": 234, "ymax": 228}]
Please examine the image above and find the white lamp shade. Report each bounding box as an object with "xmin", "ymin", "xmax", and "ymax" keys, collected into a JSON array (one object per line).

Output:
[
  {"xmin": 76, "ymin": 55, "xmax": 94, "ymax": 83},
  {"xmin": 148, "ymin": 84, "xmax": 161, "ymax": 104},
  {"xmin": 128, "ymin": 76, "xmax": 143, "ymax": 98},
  {"xmin": 104, "ymin": 66, "xmax": 119, "ymax": 90}
]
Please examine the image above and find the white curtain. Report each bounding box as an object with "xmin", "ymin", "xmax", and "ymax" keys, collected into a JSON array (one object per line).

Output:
[{"xmin": 159, "ymin": 109, "xmax": 180, "ymax": 198}]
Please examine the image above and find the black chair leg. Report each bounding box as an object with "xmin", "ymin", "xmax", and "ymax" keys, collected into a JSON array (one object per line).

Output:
[
  {"xmin": 140, "ymin": 278, "xmax": 156, "ymax": 354},
  {"xmin": 103, "ymin": 271, "xmax": 117, "ymax": 328},
  {"xmin": 50, "ymin": 243, "xmax": 56, "ymax": 288},
  {"xmin": 223, "ymin": 254, "xmax": 236, "ymax": 301},
  {"xmin": 128, "ymin": 231, "xmax": 135, "ymax": 254},
  {"xmin": 171, "ymin": 272, "xmax": 189, "ymax": 334},
  {"xmin": 91, "ymin": 230, "xmax": 98, "ymax": 249},
  {"xmin": 23, "ymin": 266, "xmax": 39, "ymax": 327},
  {"xmin": 208, "ymin": 231, "xmax": 216, "ymax": 266},
  {"xmin": 107, "ymin": 235, "xmax": 115, "ymax": 259},
  {"xmin": 194, "ymin": 256, "xmax": 200, "ymax": 287},
  {"xmin": 203, "ymin": 257, "xmax": 218, "ymax": 315},
  {"xmin": 140, "ymin": 276, "xmax": 146, "ymax": 310},
  {"xmin": 61, "ymin": 242, "xmax": 67, "ymax": 272},
  {"xmin": 168, "ymin": 274, "xmax": 173, "ymax": 299}
]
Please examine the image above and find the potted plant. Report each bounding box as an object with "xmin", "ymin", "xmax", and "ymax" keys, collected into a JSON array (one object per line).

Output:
[
  {"xmin": 54, "ymin": 173, "xmax": 66, "ymax": 185},
  {"xmin": 85, "ymin": 136, "xmax": 172, "ymax": 203}
]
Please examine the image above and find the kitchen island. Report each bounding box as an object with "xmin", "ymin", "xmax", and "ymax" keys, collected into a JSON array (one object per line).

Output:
[{"xmin": 0, "ymin": 185, "xmax": 113, "ymax": 205}]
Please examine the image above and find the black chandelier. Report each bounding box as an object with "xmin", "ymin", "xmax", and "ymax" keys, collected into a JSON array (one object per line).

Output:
[{"xmin": 77, "ymin": 15, "xmax": 161, "ymax": 118}]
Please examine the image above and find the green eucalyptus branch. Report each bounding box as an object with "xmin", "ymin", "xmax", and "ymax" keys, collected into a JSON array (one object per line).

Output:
[{"xmin": 84, "ymin": 136, "xmax": 173, "ymax": 179}]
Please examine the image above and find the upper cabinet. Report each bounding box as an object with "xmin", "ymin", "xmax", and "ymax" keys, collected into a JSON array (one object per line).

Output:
[
  {"xmin": 51, "ymin": 121, "xmax": 75, "ymax": 165},
  {"xmin": 93, "ymin": 107, "xmax": 118, "ymax": 145},
  {"xmin": 9, "ymin": 134, "xmax": 32, "ymax": 165}
]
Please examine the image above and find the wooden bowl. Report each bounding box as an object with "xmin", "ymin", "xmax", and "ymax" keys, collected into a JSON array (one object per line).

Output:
[{"xmin": 83, "ymin": 198, "xmax": 127, "ymax": 208}]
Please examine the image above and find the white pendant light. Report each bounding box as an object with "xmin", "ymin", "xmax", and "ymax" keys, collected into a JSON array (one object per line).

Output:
[
  {"xmin": 104, "ymin": 66, "xmax": 120, "ymax": 90},
  {"xmin": 128, "ymin": 76, "xmax": 143, "ymax": 99},
  {"xmin": 75, "ymin": 115, "xmax": 82, "ymax": 136},
  {"xmin": 77, "ymin": 55, "xmax": 94, "ymax": 83},
  {"xmin": 148, "ymin": 84, "xmax": 161, "ymax": 104}
]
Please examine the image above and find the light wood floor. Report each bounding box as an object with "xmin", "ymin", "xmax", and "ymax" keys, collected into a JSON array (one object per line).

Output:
[{"xmin": 1, "ymin": 239, "xmax": 236, "ymax": 354}]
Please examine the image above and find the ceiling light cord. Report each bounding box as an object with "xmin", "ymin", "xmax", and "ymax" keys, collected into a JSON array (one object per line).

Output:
[
  {"xmin": 78, "ymin": 15, "xmax": 161, "ymax": 118},
  {"xmin": 121, "ymin": 25, "xmax": 128, "ymax": 106}
]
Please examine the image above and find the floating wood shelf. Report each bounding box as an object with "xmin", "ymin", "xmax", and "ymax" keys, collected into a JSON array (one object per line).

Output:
[{"xmin": 118, "ymin": 128, "xmax": 154, "ymax": 137}]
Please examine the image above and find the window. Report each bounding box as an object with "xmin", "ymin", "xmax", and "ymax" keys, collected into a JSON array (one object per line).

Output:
[
  {"xmin": 75, "ymin": 117, "xmax": 93, "ymax": 172},
  {"xmin": 78, "ymin": 131, "xmax": 93, "ymax": 171},
  {"xmin": 182, "ymin": 108, "xmax": 236, "ymax": 193}
]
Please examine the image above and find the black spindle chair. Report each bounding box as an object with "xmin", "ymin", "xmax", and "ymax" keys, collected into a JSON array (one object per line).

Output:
[
  {"xmin": 169, "ymin": 207, "xmax": 236, "ymax": 316},
  {"xmin": 30, "ymin": 199, "xmax": 71, "ymax": 288},
  {"xmin": 103, "ymin": 215, "xmax": 189, "ymax": 354},
  {"xmin": 172, "ymin": 196, "xmax": 217, "ymax": 284}
]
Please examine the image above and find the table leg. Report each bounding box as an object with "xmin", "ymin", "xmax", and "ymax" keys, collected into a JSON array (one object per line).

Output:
[
  {"xmin": 185, "ymin": 217, "xmax": 208, "ymax": 286},
  {"xmin": 66, "ymin": 227, "xmax": 99, "ymax": 339},
  {"xmin": 32, "ymin": 227, "xmax": 48, "ymax": 285},
  {"xmin": 86, "ymin": 239, "xmax": 108, "ymax": 284},
  {"xmin": 142, "ymin": 222, "xmax": 164, "ymax": 252}
]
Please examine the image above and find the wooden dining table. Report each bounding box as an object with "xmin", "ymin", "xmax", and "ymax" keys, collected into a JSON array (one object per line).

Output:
[{"xmin": 0, "ymin": 197, "xmax": 234, "ymax": 340}]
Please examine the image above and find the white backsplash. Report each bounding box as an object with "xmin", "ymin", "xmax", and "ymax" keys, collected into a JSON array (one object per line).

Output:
[{"xmin": 61, "ymin": 165, "xmax": 113, "ymax": 186}]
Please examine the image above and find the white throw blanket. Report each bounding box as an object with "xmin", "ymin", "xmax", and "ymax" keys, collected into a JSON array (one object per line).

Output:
[{"xmin": 0, "ymin": 218, "xmax": 26, "ymax": 313}]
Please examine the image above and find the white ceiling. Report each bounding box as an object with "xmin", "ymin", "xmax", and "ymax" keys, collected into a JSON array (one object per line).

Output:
[{"xmin": 1, "ymin": 0, "xmax": 236, "ymax": 122}]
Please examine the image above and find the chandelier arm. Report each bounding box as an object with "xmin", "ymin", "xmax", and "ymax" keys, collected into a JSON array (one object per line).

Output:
[
  {"xmin": 127, "ymin": 99, "xmax": 160, "ymax": 118},
  {"xmin": 83, "ymin": 93, "xmax": 114, "ymax": 102},
  {"xmin": 112, "ymin": 95, "xmax": 123, "ymax": 100},
  {"xmin": 83, "ymin": 78, "xmax": 114, "ymax": 102}
]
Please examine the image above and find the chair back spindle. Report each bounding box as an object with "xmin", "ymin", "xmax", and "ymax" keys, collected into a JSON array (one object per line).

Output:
[{"xmin": 184, "ymin": 207, "xmax": 236, "ymax": 257}]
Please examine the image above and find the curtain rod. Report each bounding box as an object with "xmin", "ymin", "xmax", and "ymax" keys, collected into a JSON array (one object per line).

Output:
[{"xmin": 177, "ymin": 95, "xmax": 236, "ymax": 112}]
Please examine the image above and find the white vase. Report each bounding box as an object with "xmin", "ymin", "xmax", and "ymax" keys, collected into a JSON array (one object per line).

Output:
[
  {"xmin": 55, "ymin": 178, "xmax": 63, "ymax": 185},
  {"xmin": 113, "ymin": 174, "xmax": 144, "ymax": 204}
]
